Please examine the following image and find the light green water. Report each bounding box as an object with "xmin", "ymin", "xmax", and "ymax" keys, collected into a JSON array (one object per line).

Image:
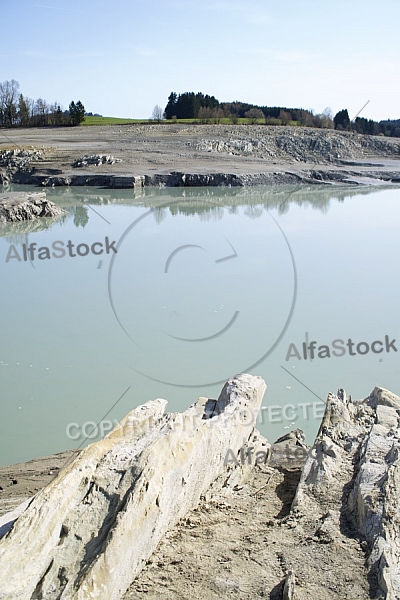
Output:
[{"xmin": 0, "ymin": 184, "xmax": 399, "ymax": 466}]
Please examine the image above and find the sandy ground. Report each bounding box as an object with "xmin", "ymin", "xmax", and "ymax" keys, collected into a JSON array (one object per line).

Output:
[
  {"xmin": 124, "ymin": 463, "xmax": 369, "ymax": 600},
  {"xmin": 0, "ymin": 450, "xmax": 370, "ymax": 600}
]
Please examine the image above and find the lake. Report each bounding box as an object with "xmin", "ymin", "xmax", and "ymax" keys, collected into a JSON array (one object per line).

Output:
[{"xmin": 0, "ymin": 183, "xmax": 399, "ymax": 466}]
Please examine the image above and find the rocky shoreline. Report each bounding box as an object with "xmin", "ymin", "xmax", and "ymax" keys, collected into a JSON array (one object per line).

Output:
[
  {"xmin": 0, "ymin": 376, "xmax": 399, "ymax": 599},
  {"xmin": 9, "ymin": 168, "xmax": 400, "ymax": 189},
  {"xmin": 1, "ymin": 124, "xmax": 399, "ymax": 189},
  {"xmin": 0, "ymin": 191, "xmax": 65, "ymax": 222}
]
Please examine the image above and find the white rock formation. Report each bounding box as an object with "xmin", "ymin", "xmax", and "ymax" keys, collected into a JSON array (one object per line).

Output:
[
  {"xmin": 0, "ymin": 148, "xmax": 43, "ymax": 184},
  {"xmin": 0, "ymin": 374, "xmax": 266, "ymax": 600},
  {"xmin": 0, "ymin": 192, "xmax": 65, "ymax": 222},
  {"xmin": 72, "ymin": 155, "xmax": 122, "ymax": 168},
  {"xmin": 292, "ymin": 386, "xmax": 400, "ymax": 600}
]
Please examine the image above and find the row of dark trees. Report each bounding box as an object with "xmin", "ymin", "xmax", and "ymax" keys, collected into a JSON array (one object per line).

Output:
[
  {"xmin": 164, "ymin": 92, "xmax": 220, "ymax": 120},
  {"xmin": 333, "ymin": 108, "xmax": 400, "ymax": 136},
  {"xmin": 354, "ymin": 117, "xmax": 400, "ymax": 137},
  {"xmin": 164, "ymin": 92, "xmax": 400, "ymax": 137},
  {"xmin": 164, "ymin": 92, "xmax": 334, "ymax": 128},
  {"xmin": 0, "ymin": 80, "xmax": 85, "ymax": 128}
]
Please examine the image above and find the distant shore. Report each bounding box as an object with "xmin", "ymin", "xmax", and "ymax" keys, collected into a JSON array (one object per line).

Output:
[{"xmin": 1, "ymin": 124, "xmax": 400, "ymax": 188}]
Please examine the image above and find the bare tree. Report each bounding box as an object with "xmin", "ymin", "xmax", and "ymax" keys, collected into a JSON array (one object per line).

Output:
[
  {"xmin": 151, "ymin": 105, "xmax": 164, "ymax": 122},
  {"xmin": 34, "ymin": 98, "xmax": 50, "ymax": 126},
  {"xmin": 279, "ymin": 109, "xmax": 291, "ymax": 126},
  {"xmin": 298, "ymin": 109, "xmax": 313, "ymax": 127},
  {"xmin": 26, "ymin": 97, "xmax": 35, "ymax": 123},
  {"xmin": 0, "ymin": 79, "xmax": 20, "ymax": 127},
  {"xmin": 198, "ymin": 106, "xmax": 213, "ymax": 123},
  {"xmin": 321, "ymin": 107, "xmax": 333, "ymax": 128},
  {"xmin": 212, "ymin": 107, "xmax": 226, "ymax": 124},
  {"xmin": 48, "ymin": 102, "xmax": 64, "ymax": 126},
  {"xmin": 244, "ymin": 108, "xmax": 265, "ymax": 124}
]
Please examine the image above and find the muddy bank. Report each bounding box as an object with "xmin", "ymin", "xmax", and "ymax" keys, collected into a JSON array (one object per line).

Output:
[{"xmin": 1, "ymin": 124, "xmax": 399, "ymax": 188}]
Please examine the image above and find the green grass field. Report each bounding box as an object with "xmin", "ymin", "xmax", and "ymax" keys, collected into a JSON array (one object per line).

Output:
[
  {"xmin": 82, "ymin": 115, "xmax": 298, "ymax": 127},
  {"xmin": 82, "ymin": 116, "xmax": 144, "ymax": 126}
]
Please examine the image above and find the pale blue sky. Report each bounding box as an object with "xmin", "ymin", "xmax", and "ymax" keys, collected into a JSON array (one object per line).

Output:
[{"xmin": 3, "ymin": 0, "xmax": 399, "ymax": 120}]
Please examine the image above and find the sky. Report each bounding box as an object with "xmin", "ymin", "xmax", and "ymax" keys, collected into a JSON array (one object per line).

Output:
[{"xmin": 2, "ymin": 0, "xmax": 399, "ymax": 121}]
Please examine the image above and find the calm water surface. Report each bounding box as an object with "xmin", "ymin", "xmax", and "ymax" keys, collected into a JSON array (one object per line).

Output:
[{"xmin": 0, "ymin": 184, "xmax": 399, "ymax": 465}]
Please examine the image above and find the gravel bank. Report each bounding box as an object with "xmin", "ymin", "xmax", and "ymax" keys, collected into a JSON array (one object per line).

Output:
[{"xmin": 0, "ymin": 124, "xmax": 399, "ymax": 187}]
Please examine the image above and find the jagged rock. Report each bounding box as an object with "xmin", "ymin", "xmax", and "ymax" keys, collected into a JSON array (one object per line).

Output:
[
  {"xmin": 193, "ymin": 129, "xmax": 400, "ymax": 165},
  {"xmin": 0, "ymin": 192, "xmax": 66, "ymax": 222},
  {"xmin": 0, "ymin": 374, "xmax": 266, "ymax": 600},
  {"xmin": 3, "ymin": 381, "xmax": 400, "ymax": 599},
  {"xmin": 315, "ymin": 510, "xmax": 341, "ymax": 544},
  {"xmin": 369, "ymin": 386, "xmax": 400, "ymax": 410},
  {"xmin": 283, "ymin": 570, "xmax": 296, "ymax": 600},
  {"xmin": 269, "ymin": 429, "xmax": 309, "ymax": 468},
  {"xmin": 0, "ymin": 148, "xmax": 43, "ymax": 183},
  {"xmin": 291, "ymin": 386, "xmax": 400, "ymax": 600},
  {"xmin": 36, "ymin": 174, "xmax": 145, "ymax": 189},
  {"xmin": 72, "ymin": 154, "xmax": 122, "ymax": 168},
  {"xmin": 40, "ymin": 175, "xmax": 72, "ymax": 187}
]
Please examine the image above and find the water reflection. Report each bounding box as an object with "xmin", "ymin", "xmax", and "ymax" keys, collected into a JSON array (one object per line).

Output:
[{"xmin": 1, "ymin": 183, "xmax": 395, "ymax": 239}]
